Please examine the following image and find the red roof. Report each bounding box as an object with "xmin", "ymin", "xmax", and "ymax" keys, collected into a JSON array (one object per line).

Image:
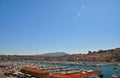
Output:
[
  {"xmin": 21, "ymin": 67, "xmax": 46, "ymax": 74},
  {"xmin": 21, "ymin": 67, "xmax": 101, "ymax": 78},
  {"xmin": 50, "ymin": 70, "xmax": 101, "ymax": 78}
]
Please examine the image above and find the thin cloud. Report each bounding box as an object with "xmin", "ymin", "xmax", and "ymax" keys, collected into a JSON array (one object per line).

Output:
[
  {"xmin": 77, "ymin": 4, "xmax": 86, "ymax": 16},
  {"xmin": 81, "ymin": 5, "xmax": 86, "ymax": 10},
  {"xmin": 77, "ymin": 12, "xmax": 81, "ymax": 16}
]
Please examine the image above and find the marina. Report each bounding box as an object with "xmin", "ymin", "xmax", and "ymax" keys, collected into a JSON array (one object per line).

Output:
[{"xmin": 0, "ymin": 61, "xmax": 120, "ymax": 78}]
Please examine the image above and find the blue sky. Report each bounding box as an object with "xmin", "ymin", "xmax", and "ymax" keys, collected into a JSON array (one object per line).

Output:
[{"xmin": 0, "ymin": 0, "xmax": 120, "ymax": 55}]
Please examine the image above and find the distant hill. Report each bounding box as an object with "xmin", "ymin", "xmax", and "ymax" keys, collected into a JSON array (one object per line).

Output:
[{"xmin": 40, "ymin": 52, "xmax": 68, "ymax": 57}]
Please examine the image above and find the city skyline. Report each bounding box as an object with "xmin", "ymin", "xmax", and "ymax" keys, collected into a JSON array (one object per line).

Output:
[{"xmin": 0, "ymin": 0, "xmax": 120, "ymax": 55}]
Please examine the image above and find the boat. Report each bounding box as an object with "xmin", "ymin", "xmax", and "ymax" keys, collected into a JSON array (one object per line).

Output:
[
  {"xmin": 111, "ymin": 66, "xmax": 120, "ymax": 78},
  {"xmin": 111, "ymin": 74, "xmax": 120, "ymax": 78}
]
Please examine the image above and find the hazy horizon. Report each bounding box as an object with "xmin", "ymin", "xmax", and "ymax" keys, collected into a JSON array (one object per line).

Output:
[{"xmin": 0, "ymin": 0, "xmax": 120, "ymax": 55}]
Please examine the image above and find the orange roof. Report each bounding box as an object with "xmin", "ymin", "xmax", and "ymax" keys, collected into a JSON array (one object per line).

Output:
[
  {"xmin": 21, "ymin": 67, "xmax": 101, "ymax": 78},
  {"xmin": 21, "ymin": 67, "xmax": 46, "ymax": 74},
  {"xmin": 50, "ymin": 70, "xmax": 101, "ymax": 78}
]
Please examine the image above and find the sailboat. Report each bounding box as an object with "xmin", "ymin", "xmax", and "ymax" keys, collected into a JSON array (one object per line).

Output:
[{"xmin": 111, "ymin": 67, "xmax": 120, "ymax": 78}]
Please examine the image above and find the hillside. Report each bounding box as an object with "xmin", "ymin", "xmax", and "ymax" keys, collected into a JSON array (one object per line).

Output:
[{"xmin": 0, "ymin": 48, "xmax": 120, "ymax": 62}]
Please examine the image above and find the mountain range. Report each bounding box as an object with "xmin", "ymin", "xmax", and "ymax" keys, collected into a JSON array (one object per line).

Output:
[{"xmin": 40, "ymin": 52, "xmax": 68, "ymax": 57}]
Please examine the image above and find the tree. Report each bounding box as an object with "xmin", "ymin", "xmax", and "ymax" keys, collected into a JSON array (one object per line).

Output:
[{"xmin": 88, "ymin": 51, "xmax": 92, "ymax": 54}]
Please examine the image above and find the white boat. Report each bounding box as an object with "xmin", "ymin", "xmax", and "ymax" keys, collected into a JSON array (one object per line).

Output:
[{"xmin": 111, "ymin": 74, "xmax": 120, "ymax": 78}]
